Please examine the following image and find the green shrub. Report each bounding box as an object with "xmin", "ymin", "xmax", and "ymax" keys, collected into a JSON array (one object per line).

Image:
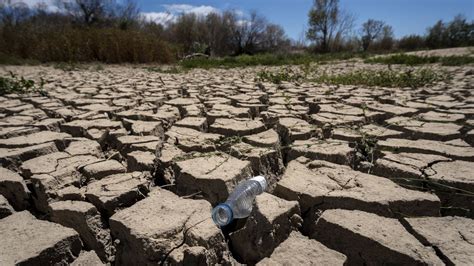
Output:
[
  {"xmin": 256, "ymin": 68, "xmax": 305, "ymax": 84},
  {"xmin": 0, "ymin": 72, "xmax": 45, "ymax": 95},
  {"xmin": 312, "ymin": 68, "xmax": 449, "ymax": 88},
  {"xmin": 365, "ymin": 54, "xmax": 474, "ymax": 66},
  {"xmin": 440, "ymin": 56, "xmax": 474, "ymax": 66},
  {"xmin": 365, "ymin": 54, "xmax": 438, "ymax": 65},
  {"xmin": 180, "ymin": 52, "xmax": 364, "ymax": 69}
]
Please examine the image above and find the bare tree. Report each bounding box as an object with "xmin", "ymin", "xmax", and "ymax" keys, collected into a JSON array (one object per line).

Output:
[
  {"xmin": 306, "ymin": 0, "xmax": 354, "ymax": 52},
  {"xmin": 115, "ymin": 0, "xmax": 140, "ymax": 29},
  {"xmin": 0, "ymin": 1, "xmax": 31, "ymax": 26},
  {"xmin": 56, "ymin": 0, "xmax": 112, "ymax": 25},
  {"xmin": 378, "ymin": 25, "xmax": 394, "ymax": 51},
  {"xmin": 261, "ymin": 23, "xmax": 289, "ymax": 51},
  {"xmin": 361, "ymin": 19, "xmax": 385, "ymax": 51},
  {"xmin": 231, "ymin": 11, "xmax": 267, "ymax": 54}
]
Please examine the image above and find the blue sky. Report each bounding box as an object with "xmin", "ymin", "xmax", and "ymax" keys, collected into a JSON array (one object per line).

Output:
[{"xmin": 137, "ymin": 0, "xmax": 474, "ymax": 40}]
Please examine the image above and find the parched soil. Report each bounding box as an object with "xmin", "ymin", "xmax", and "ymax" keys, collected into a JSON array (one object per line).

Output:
[{"xmin": 0, "ymin": 58, "xmax": 473, "ymax": 265}]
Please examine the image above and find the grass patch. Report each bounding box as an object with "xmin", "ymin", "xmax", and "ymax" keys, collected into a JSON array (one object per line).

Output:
[
  {"xmin": 53, "ymin": 62, "xmax": 87, "ymax": 71},
  {"xmin": 256, "ymin": 67, "xmax": 305, "ymax": 84},
  {"xmin": 145, "ymin": 66, "xmax": 183, "ymax": 74},
  {"xmin": 440, "ymin": 56, "xmax": 474, "ymax": 66},
  {"xmin": 180, "ymin": 52, "xmax": 365, "ymax": 69},
  {"xmin": 52, "ymin": 62, "xmax": 105, "ymax": 72},
  {"xmin": 312, "ymin": 68, "xmax": 449, "ymax": 88},
  {"xmin": 365, "ymin": 53, "xmax": 474, "ymax": 66},
  {"xmin": 0, "ymin": 72, "xmax": 45, "ymax": 95}
]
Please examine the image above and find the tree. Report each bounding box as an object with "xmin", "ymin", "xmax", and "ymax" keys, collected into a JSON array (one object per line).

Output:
[
  {"xmin": 306, "ymin": 0, "xmax": 354, "ymax": 52},
  {"xmin": 378, "ymin": 25, "xmax": 395, "ymax": 51},
  {"xmin": 261, "ymin": 23, "xmax": 290, "ymax": 51},
  {"xmin": 233, "ymin": 11, "xmax": 267, "ymax": 54},
  {"xmin": 426, "ymin": 20, "xmax": 446, "ymax": 48},
  {"xmin": 114, "ymin": 0, "xmax": 140, "ymax": 29},
  {"xmin": 445, "ymin": 15, "xmax": 474, "ymax": 47},
  {"xmin": 56, "ymin": 0, "xmax": 113, "ymax": 25},
  {"xmin": 398, "ymin": 34, "xmax": 425, "ymax": 51},
  {"xmin": 361, "ymin": 19, "xmax": 385, "ymax": 51}
]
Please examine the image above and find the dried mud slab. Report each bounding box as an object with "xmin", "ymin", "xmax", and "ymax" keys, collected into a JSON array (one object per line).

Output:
[
  {"xmin": 0, "ymin": 61, "xmax": 472, "ymax": 265},
  {"xmin": 312, "ymin": 209, "xmax": 443, "ymax": 265},
  {"xmin": 109, "ymin": 188, "xmax": 230, "ymax": 265},
  {"xmin": 209, "ymin": 118, "xmax": 266, "ymax": 136},
  {"xmin": 229, "ymin": 193, "xmax": 301, "ymax": 263},
  {"xmin": 49, "ymin": 200, "xmax": 113, "ymax": 262},
  {"xmin": 0, "ymin": 167, "xmax": 30, "ymax": 210},
  {"xmin": 71, "ymin": 251, "xmax": 104, "ymax": 266},
  {"xmin": 0, "ymin": 194, "xmax": 14, "ymax": 218},
  {"xmin": 274, "ymin": 160, "xmax": 440, "ymax": 217},
  {"xmin": 85, "ymin": 172, "xmax": 150, "ymax": 216},
  {"xmin": 287, "ymin": 138, "xmax": 355, "ymax": 166},
  {"xmin": 258, "ymin": 231, "xmax": 347, "ymax": 266},
  {"xmin": 0, "ymin": 211, "xmax": 82, "ymax": 265},
  {"xmin": 386, "ymin": 116, "xmax": 462, "ymax": 141},
  {"xmin": 0, "ymin": 131, "xmax": 71, "ymax": 149},
  {"xmin": 378, "ymin": 138, "xmax": 474, "ymax": 161},
  {"xmin": 173, "ymin": 153, "xmax": 252, "ymax": 204},
  {"xmin": 404, "ymin": 216, "xmax": 474, "ymax": 265}
]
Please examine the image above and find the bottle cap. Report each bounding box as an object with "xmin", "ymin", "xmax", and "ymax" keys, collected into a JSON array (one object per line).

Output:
[{"xmin": 250, "ymin": 175, "xmax": 267, "ymax": 192}]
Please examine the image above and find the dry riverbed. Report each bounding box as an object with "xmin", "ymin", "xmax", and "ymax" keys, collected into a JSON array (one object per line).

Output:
[{"xmin": 0, "ymin": 56, "xmax": 473, "ymax": 265}]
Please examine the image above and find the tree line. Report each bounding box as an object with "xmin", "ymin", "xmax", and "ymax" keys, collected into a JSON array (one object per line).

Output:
[
  {"xmin": 306, "ymin": 0, "xmax": 473, "ymax": 52},
  {"xmin": 0, "ymin": 0, "xmax": 472, "ymax": 64}
]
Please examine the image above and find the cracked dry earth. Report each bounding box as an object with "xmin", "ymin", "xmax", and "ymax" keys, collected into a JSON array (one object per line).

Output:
[{"xmin": 0, "ymin": 62, "xmax": 473, "ymax": 266}]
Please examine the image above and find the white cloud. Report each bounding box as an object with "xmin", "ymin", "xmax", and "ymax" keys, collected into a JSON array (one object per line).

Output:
[
  {"xmin": 142, "ymin": 12, "xmax": 176, "ymax": 25},
  {"xmin": 7, "ymin": 0, "xmax": 59, "ymax": 12},
  {"xmin": 237, "ymin": 19, "xmax": 251, "ymax": 27},
  {"xmin": 163, "ymin": 4, "xmax": 219, "ymax": 16},
  {"xmin": 142, "ymin": 4, "xmax": 221, "ymax": 25}
]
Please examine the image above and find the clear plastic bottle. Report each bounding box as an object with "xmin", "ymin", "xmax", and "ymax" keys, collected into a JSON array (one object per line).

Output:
[{"xmin": 211, "ymin": 175, "xmax": 267, "ymax": 227}]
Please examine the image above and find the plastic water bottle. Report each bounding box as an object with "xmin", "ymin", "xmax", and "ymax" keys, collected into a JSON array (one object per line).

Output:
[{"xmin": 211, "ymin": 175, "xmax": 267, "ymax": 227}]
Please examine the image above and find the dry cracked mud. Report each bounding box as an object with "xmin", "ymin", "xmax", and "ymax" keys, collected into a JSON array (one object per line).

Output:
[{"xmin": 0, "ymin": 57, "xmax": 473, "ymax": 265}]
